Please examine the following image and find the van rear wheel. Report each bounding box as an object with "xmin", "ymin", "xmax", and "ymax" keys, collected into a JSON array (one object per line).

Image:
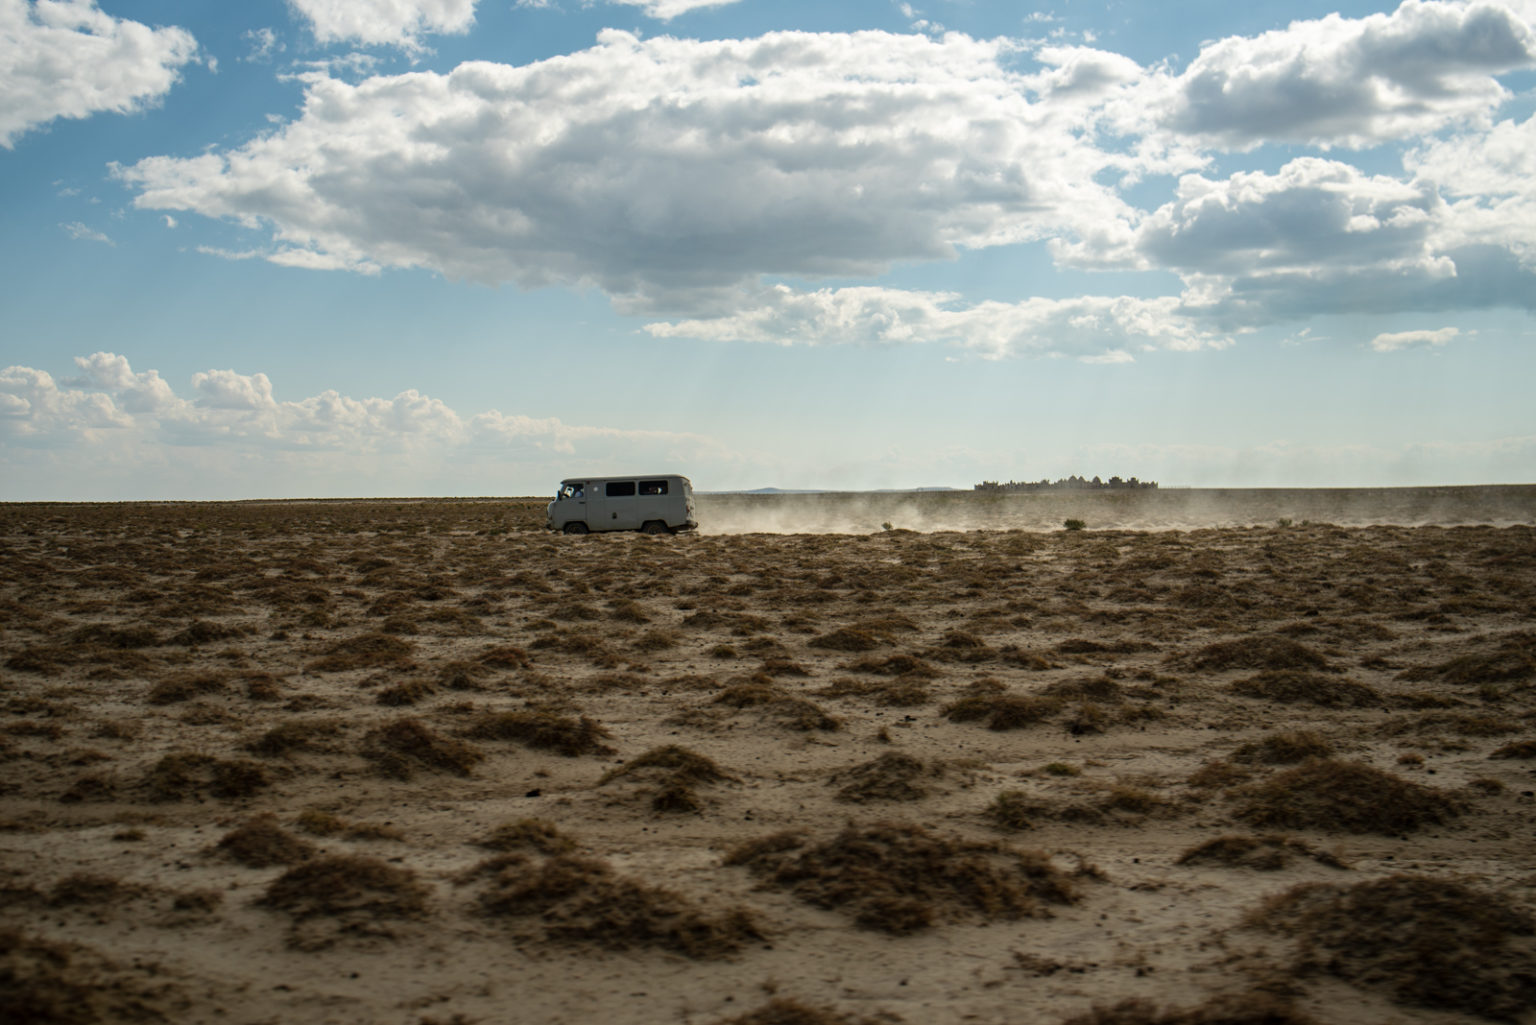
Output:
[
  {"xmin": 641, "ymin": 520, "xmax": 671, "ymax": 535},
  {"xmin": 562, "ymin": 522, "xmax": 589, "ymax": 535}
]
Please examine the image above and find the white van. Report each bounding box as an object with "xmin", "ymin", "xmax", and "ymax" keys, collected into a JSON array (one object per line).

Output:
[{"xmin": 546, "ymin": 475, "xmax": 698, "ymax": 535}]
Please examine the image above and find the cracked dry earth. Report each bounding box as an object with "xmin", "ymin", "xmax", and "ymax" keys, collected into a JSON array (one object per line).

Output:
[{"xmin": 2, "ymin": 495, "xmax": 1535, "ymax": 1025}]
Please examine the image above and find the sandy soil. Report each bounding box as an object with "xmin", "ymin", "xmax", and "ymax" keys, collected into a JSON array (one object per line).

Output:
[{"xmin": 2, "ymin": 492, "xmax": 1535, "ymax": 1025}]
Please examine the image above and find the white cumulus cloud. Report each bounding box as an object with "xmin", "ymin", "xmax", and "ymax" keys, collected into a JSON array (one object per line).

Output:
[
  {"xmin": 288, "ymin": 0, "xmax": 477, "ymax": 49},
  {"xmin": 0, "ymin": 0, "xmax": 198, "ymax": 148},
  {"xmin": 1370, "ymin": 326, "xmax": 1462, "ymax": 351},
  {"xmin": 644, "ymin": 285, "xmax": 1229, "ymax": 359},
  {"xmin": 115, "ymin": 29, "xmax": 1143, "ymax": 313},
  {"xmin": 1152, "ymin": 0, "xmax": 1536, "ymax": 149}
]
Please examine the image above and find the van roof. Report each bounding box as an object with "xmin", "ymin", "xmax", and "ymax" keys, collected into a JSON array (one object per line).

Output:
[{"xmin": 560, "ymin": 474, "xmax": 690, "ymax": 484}]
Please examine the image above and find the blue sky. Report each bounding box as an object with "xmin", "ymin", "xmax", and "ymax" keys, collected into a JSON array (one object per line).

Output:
[{"xmin": 2, "ymin": 0, "xmax": 1534, "ymax": 499}]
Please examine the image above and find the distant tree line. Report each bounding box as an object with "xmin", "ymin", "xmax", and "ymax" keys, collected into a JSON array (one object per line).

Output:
[{"xmin": 974, "ymin": 475, "xmax": 1158, "ymax": 492}]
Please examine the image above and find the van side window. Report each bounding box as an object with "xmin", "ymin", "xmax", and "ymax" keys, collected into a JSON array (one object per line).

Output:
[
  {"xmin": 639, "ymin": 479, "xmax": 668, "ymax": 496},
  {"xmin": 605, "ymin": 481, "xmax": 637, "ymax": 497}
]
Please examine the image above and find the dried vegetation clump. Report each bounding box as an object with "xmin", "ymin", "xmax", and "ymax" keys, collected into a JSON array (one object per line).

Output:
[
  {"xmin": 944, "ymin": 693, "xmax": 1061, "ymax": 730},
  {"xmin": 1235, "ymin": 759, "xmax": 1461, "ymax": 834},
  {"xmin": 212, "ymin": 814, "xmax": 317, "ymax": 867},
  {"xmin": 1228, "ymin": 670, "xmax": 1380, "ymax": 708},
  {"xmin": 1399, "ymin": 631, "xmax": 1535, "ymax": 688},
  {"xmin": 712, "ymin": 997, "xmax": 887, "ymax": 1025},
  {"xmin": 1059, "ymin": 994, "xmax": 1319, "ymax": 1025},
  {"xmin": 260, "ymin": 855, "xmax": 429, "ymax": 948},
  {"xmin": 726, "ymin": 822, "xmax": 1082, "ymax": 935},
  {"xmin": 474, "ymin": 852, "xmax": 761, "ymax": 957},
  {"xmin": 0, "ymin": 929, "xmax": 184, "ymax": 1025},
  {"xmin": 1175, "ymin": 834, "xmax": 1348, "ymax": 871},
  {"xmin": 832, "ymin": 752, "xmax": 941, "ymax": 803},
  {"xmin": 359, "ymin": 718, "xmax": 483, "ymax": 779},
  {"xmin": 463, "ymin": 708, "xmax": 615, "ymax": 756},
  {"xmin": 1230, "ymin": 731, "xmax": 1334, "ymax": 765},
  {"xmin": 143, "ymin": 752, "xmax": 268, "ymax": 801},
  {"xmin": 1249, "ymin": 874, "xmax": 1536, "ymax": 1020},
  {"xmin": 1177, "ymin": 637, "xmax": 1333, "ymax": 673}
]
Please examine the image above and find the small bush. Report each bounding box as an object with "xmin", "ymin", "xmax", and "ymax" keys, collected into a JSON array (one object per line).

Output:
[
  {"xmin": 1063, "ymin": 519, "xmax": 1087, "ymax": 531},
  {"xmin": 944, "ymin": 693, "xmax": 1061, "ymax": 730},
  {"xmin": 359, "ymin": 718, "xmax": 483, "ymax": 779},
  {"xmin": 260, "ymin": 854, "xmax": 428, "ymax": 922},
  {"xmin": 1177, "ymin": 637, "xmax": 1333, "ymax": 673},
  {"xmin": 1249, "ymin": 874, "xmax": 1536, "ymax": 1020},
  {"xmin": 475, "ymin": 854, "xmax": 760, "ymax": 957},
  {"xmin": 1060, "ymin": 994, "xmax": 1318, "ymax": 1025},
  {"xmin": 1236, "ymin": 759, "xmax": 1460, "ymax": 834},
  {"xmin": 1490, "ymin": 739, "xmax": 1536, "ymax": 759},
  {"xmin": 146, "ymin": 672, "xmax": 226, "ymax": 705},
  {"xmin": 1230, "ymin": 670, "xmax": 1380, "ymax": 708},
  {"xmin": 143, "ymin": 752, "xmax": 268, "ymax": 801},
  {"xmin": 475, "ymin": 818, "xmax": 577, "ymax": 855},
  {"xmin": 212, "ymin": 814, "xmax": 316, "ymax": 867},
  {"xmin": 726, "ymin": 822, "xmax": 1081, "ymax": 935},
  {"xmin": 833, "ymin": 753, "xmax": 937, "ymax": 803},
  {"xmin": 1231, "ymin": 730, "xmax": 1334, "ymax": 765},
  {"xmin": 464, "ymin": 709, "xmax": 615, "ymax": 757},
  {"xmin": 713, "ymin": 998, "xmax": 885, "ymax": 1025},
  {"xmin": 1176, "ymin": 834, "xmax": 1348, "ymax": 871}
]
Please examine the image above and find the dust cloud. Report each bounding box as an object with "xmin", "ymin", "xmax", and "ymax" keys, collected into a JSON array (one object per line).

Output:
[{"xmin": 694, "ymin": 485, "xmax": 1536, "ymax": 534}]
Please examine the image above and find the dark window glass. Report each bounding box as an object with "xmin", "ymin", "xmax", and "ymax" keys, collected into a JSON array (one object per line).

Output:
[
  {"xmin": 639, "ymin": 479, "xmax": 668, "ymax": 495},
  {"xmin": 605, "ymin": 481, "xmax": 636, "ymax": 497}
]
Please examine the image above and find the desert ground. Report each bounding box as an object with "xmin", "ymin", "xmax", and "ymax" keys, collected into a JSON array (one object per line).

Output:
[{"xmin": 2, "ymin": 488, "xmax": 1535, "ymax": 1025}]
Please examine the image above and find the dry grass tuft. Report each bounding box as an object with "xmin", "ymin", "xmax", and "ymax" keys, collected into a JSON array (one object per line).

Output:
[
  {"xmin": 143, "ymin": 751, "xmax": 268, "ymax": 801},
  {"xmin": 475, "ymin": 818, "xmax": 577, "ymax": 855},
  {"xmin": 213, "ymin": 814, "xmax": 316, "ymax": 867},
  {"xmin": 726, "ymin": 822, "xmax": 1080, "ymax": 935},
  {"xmin": 376, "ymin": 679, "xmax": 437, "ymax": 706},
  {"xmin": 601, "ymin": 745, "xmax": 734, "ymax": 786},
  {"xmin": 1489, "ymin": 738, "xmax": 1536, "ymax": 759},
  {"xmin": 1231, "ymin": 730, "xmax": 1334, "ymax": 765},
  {"xmin": 464, "ymin": 709, "xmax": 615, "ymax": 757},
  {"xmin": 1400, "ymin": 631, "xmax": 1535, "ymax": 687},
  {"xmin": 146, "ymin": 672, "xmax": 227, "ymax": 705},
  {"xmin": 0, "ymin": 929, "xmax": 183, "ymax": 1025},
  {"xmin": 1229, "ymin": 670, "xmax": 1380, "ymax": 708},
  {"xmin": 360, "ymin": 718, "xmax": 484, "ymax": 779},
  {"xmin": 1235, "ymin": 759, "xmax": 1460, "ymax": 834},
  {"xmin": 475, "ymin": 854, "xmax": 761, "ymax": 957},
  {"xmin": 245, "ymin": 720, "xmax": 343, "ymax": 757},
  {"xmin": 833, "ymin": 752, "xmax": 939, "ymax": 803},
  {"xmin": 944, "ymin": 693, "xmax": 1061, "ymax": 730},
  {"xmin": 1177, "ymin": 636, "xmax": 1333, "ymax": 673},
  {"xmin": 1059, "ymin": 994, "xmax": 1319, "ymax": 1025},
  {"xmin": 1249, "ymin": 874, "xmax": 1536, "ymax": 1020},
  {"xmin": 308, "ymin": 633, "xmax": 415, "ymax": 672},
  {"xmin": 1176, "ymin": 834, "xmax": 1348, "ymax": 871},
  {"xmin": 260, "ymin": 854, "xmax": 429, "ymax": 944},
  {"xmin": 810, "ymin": 627, "xmax": 885, "ymax": 652},
  {"xmin": 712, "ymin": 997, "xmax": 886, "ymax": 1025}
]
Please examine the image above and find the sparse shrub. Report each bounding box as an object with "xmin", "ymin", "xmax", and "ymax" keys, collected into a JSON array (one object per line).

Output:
[
  {"xmin": 1399, "ymin": 631, "xmax": 1535, "ymax": 687},
  {"xmin": 1231, "ymin": 730, "xmax": 1334, "ymax": 765},
  {"xmin": 212, "ymin": 814, "xmax": 316, "ymax": 867},
  {"xmin": 245, "ymin": 720, "xmax": 342, "ymax": 757},
  {"xmin": 1236, "ymin": 759, "xmax": 1460, "ymax": 834},
  {"xmin": 477, "ymin": 644, "xmax": 531, "ymax": 669},
  {"xmin": 475, "ymin": 818, "xmax": 577, "ymax": 855},
  {"xmin": 726, "ymin": 822, "xmax": 1082, "ymax": 935},
  {"xmin": 260, "ymin": 854, "xmax": 428, "ymax": 928},
  {"xmin": 1063, "ymin": 519, "xmax": 1086, "ymax": 531},
  {"xmin": 600, "ymin": 745, "xmax": 733, "ymax": 786},
  {"xmin": 833, "ymin": 752, "xmax": 937, "ymax": 803},
  {"xmin": 295, "ymin": 810, "xmax": 402, "ymax": 841},
  {"xmin": 475, "ymin": 854, "xmax": 760, "ymax": 957},
  {"xmin": 376, "ymin": 679, "xmax": 437, "ymax": 706},
  {"xmin": 810, "ymin": 628, "xmax": 883, "ymax": 652},
  {"xmin": 1177, "ymin": 636, "xmax": 1333, "ymax": 673},
  {"xmin": 987, "ymin": 790, "xmax": 1040, "ymax": 831},
  {"xmin": 359, "ymin": 718, "xmax": 483, "ymax": 779},
  {"xmin": 1059, "ymin": 994, "xmax": 1318, "ymax": 1025},
  {"xmin": 1249, "ymin": 874, "xmax": 1536, "ymax": 1020},
  {"xmin": 944, "ymin": 693, "xmax": 1061, "ymax": 730},
  {"xmin": 1490, "ymin": 739, "xmax": 1536, "ymax": 759},
  {"xmin": 714, "ymin": 997, "xmax": 885, "ymax": 1025},
  {"xmin": 143, "ymin": 752, "xmax": 268, "ymax": 801},
  {"xmin": 464, "ymin": 709, "xmax": 615, "ymax": 757},
  {"xmin": 168, "ymin": 620, "xmax": 252, "ymax": 646},
  {"xmin": 1176, "ymin": 834, "xmax": 1348, "ymax": 871},
  {"xmin": 146, "ymin": 672, "xmax": 226, "ymax": 705},
  {"xmin": 308, "ymin": 633, "xmax": 414, "ymax": 672},
  {"xmin": 1229, "ymin": 670, "xmax": 1380, "ymax": 708}
]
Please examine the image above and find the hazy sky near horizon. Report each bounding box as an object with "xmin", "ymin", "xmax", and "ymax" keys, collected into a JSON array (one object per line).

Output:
[{"xmin": 3, "ymin": 0, "xmax": 1534, "ymax": 499}]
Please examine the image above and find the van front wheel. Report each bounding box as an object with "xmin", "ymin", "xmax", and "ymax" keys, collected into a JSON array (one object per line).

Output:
[
  {"xmin": 641, "ymin": 520, "xmax": 671, "ymax": 535},
  {"xmin": 562, "ymin": 522, "xmax": 589, "ymax": 535}
]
